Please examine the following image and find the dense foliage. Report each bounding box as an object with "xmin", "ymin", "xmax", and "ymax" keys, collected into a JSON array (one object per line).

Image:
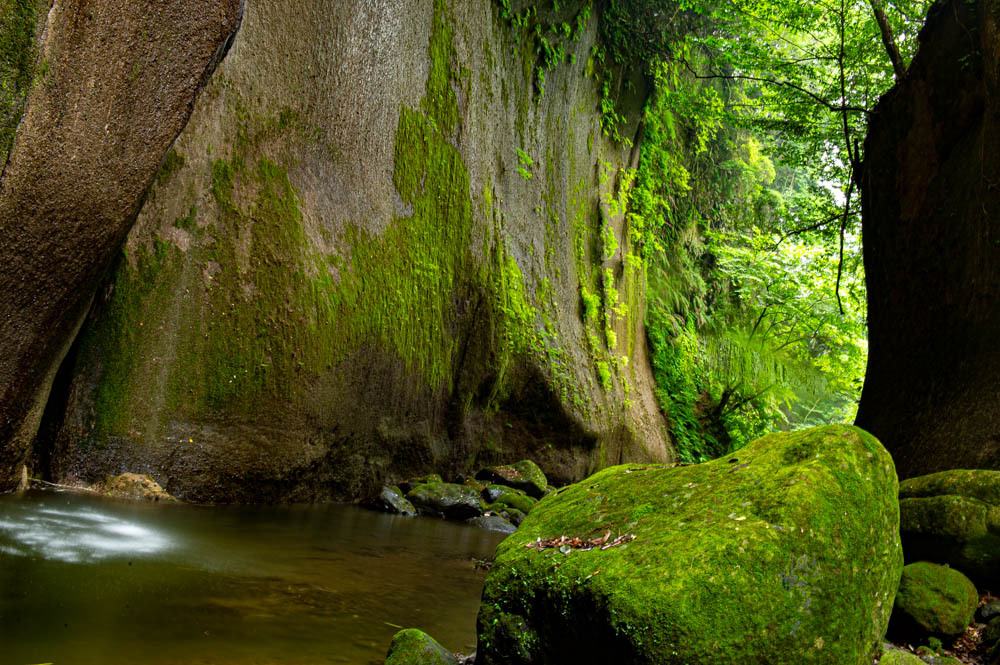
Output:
[{"xmin": 609, "ymin": 0, "xmax": 929, "ymax": 461}]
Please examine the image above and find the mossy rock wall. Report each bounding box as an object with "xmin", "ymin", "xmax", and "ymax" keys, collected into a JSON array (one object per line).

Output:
[{"xmin": 39, "ymin": 0, "xmax": 672, "ymax": 502}]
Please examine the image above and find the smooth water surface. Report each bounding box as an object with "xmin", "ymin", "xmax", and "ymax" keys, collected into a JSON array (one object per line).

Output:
[{"xmin": 0, "ymin": 490, "xmax": 505, "ymax": 665}]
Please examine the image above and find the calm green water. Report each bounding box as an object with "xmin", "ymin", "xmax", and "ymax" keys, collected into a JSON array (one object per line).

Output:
[{"xmin": 0, "ymin": 490, "xmax": 505, "ymax": 665}]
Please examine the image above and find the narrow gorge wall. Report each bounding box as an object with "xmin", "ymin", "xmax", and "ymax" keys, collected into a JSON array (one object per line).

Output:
[
  {"xmin": 36, "ymin": 0, "xmax": 672, "ymax": 502},
  {"xmin": 856, "ymin": 0, "xmax": 1000, "ymax": 478},
  {"xmin": 0, "ymin": 0, "xmax": 244, "ymax": 492}
]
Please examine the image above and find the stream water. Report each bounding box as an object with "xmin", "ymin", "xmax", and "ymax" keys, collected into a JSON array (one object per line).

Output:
[{"xmin": 0, "ymin": 490, "xmax": 506, "ymax": 665}]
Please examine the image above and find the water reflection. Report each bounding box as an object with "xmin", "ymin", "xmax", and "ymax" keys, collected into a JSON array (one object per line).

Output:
[
  {"xmin": 0, "ymin": 503, "xmax": 172, "ymax": 563},
  {"xmin": 0, "ymin": 490, "xmax": 504, "ymax": 665}
]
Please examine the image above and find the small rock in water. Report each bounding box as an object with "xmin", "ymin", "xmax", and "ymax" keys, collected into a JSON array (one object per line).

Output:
[
  {"xmin": 467, "ymin": 515, "xmax": 516, "ymax": 534},
  {"xmin": 407, "ymin": 483, "xmax": 484, "ymax": 520},
  {"xmin": 374, "ymin": 486, "xmax": 417, "ymax": 516}
]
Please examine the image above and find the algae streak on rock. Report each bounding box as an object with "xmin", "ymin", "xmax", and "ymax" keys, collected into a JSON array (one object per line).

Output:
[
  {"xmin": 0, "ymin": 0, "xmax": 245, "ymax": 492},
  {"xmin": 35, "ymin": 0, "xmax": 672, "ymax": 502},
  {"xmin": 477, "ymin": 425, "xmax": 903, "ymax": 665}
]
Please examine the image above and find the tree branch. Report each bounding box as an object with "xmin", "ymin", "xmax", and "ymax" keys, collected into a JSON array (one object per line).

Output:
[
  {"xmin": 868, "ymin": 0, "xmax": 907, "ymax": 80},
  {"xmin": 679, "ymin": 59, "xmax": 870, "ymax": 114}
]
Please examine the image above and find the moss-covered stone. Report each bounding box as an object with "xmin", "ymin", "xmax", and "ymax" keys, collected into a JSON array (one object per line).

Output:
[
  {"xmin": 93, "ymin": 473, "xmax": 177, "ymax": 502},
  {"xmin": 384, "ymin": 628, "xmax": 458, "ymax": 665},
  {"xmin": 374, "ymin": 486, "xmax": 417, "ymax": 516},
  {"xmin": 476, "ymin": 459, "xmax": 548, "ymax": 498},
  {"xmin": 496, "ymin": 491, "xmax": 536, "ymax": 515},
  {"xmin": 984, "ymin": 617, "xmax": 1000, "ymax": 646},
  {"xmin": 483, "ymin": 483, "xmax": 522, "ymax": 503},
  {"xmin": 900, "ymin": 470, "xmax": 1000, "ymax": 505},
  {"xmin": 476, "ymin": 425, "xmax": 902, "ymax": 665},
  {"xmin": 898, "ymin": 470, "xmax": 1000, "ymax": 588},
  {"xmin": 878, "ymin": 649, "xmax": 926, "ymax": 665},
  {"xmin": 900, "ymin": 495, "xmax": 989, "ymax": 540},
  {"xmin": 893, "ymin": 562, "xmax": 978, "ymax": 637},
  {"xmin": 407, "ymin": 482, "xmax": 484, "ymax": 520}
]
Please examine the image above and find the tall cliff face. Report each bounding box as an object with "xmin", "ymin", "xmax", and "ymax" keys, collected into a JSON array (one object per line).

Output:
[
  {"xmin": 0, "ymin": 0, "xmax": 245, "ymax": 492},
  {"xmin": 37, "ymin": 0, "xmax": 672, "ymax": 502},
  {"xmin": 857, "ymin": 0, "xmax": 1000, "ymax": 477}
]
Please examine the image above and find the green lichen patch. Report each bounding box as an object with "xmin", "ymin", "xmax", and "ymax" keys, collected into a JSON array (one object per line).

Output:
[
  {"xmin": 893, "ymin": 562, "xmax": 978, "ymax": 637},
  {"xmin": 0, "ymin": 0, "xmax": 42, "ymax": 164},
  {"xmin": 476, "ymin": 425, "xmax": 902, "ymax": 665}
]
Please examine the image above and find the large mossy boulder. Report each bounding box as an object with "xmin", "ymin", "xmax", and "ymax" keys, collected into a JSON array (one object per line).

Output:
[
  {"xmin": 476, "ymin": 425, "xmax": 902, "ymax": 665},
  {"xmin": 898, "ymin": 469, "xmax": 1000, "ymax": 587},
  {"xmin": 892, "ymin": 562, "xmax": 978, "ymax": 637},
  {"xmin": 406, "ymin": 483, "xmax": 484, "ymax": 520},
  {"xmin": 384, "ymin": 628, "xmax": 457, "ymax": 665}
]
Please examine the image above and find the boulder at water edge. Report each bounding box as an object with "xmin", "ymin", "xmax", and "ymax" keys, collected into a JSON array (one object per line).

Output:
[
  {"xmin": 407, "ymin": 483, "xmax": 484, "ymax": 520},
  {"xmin": 384, "ymin": 628, "xmax": 458, "ymax": 665},
  {"xmin": 476, "ymin": 425, "xmax": 903, "ymax": 665},
  {"xmin": 898, "ymin": 469, "xmax": 1000, "ymax": 587},
  {"xmin": 95, "ymin": 473, "xmax": 177, "ymax": 502},
  {"xmin": 476, "ymin": 460, "xmax": 548, "ymax": 498}
]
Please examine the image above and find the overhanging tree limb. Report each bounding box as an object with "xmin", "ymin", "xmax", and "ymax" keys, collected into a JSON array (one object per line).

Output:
[{"xmin": 869, "ymin": 0, "xmax": 907, "ymax": 80}]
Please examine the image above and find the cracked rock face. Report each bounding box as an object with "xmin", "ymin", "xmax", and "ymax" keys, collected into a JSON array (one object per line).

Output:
[{"xmin": 0, "ymin": 0, "xmax": 245, "ymax": 491}]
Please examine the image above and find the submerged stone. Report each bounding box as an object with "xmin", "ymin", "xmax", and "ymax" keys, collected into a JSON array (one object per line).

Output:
[
  {"xmin": 476, "ymin": 425, "xmax": 902, "ymax": 665},
  {"xmin": 898, "ymin": 469, "xmax": 1000, "ymax": 587},
  {"xmin": 892, "ymin": 562, "xmax": 978, "ymax": 637},
  {"xmin": 407, "ymin": 483, "xmax": 484, "ymax": 520},
  {"xmin": 384, "ymin": 628, "xmax": 458, "ymax": 665},
  {"xmin": 467, "ymin": 515, "xmax": 517, "ymax": 534},
  {"xmin": 476, "ymin": 460, "xmax": 547, "ymax": 498}
]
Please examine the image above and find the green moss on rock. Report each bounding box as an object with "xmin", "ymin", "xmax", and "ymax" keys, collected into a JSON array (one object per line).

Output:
[
  {"xmin": 0, "ymin": 0, "xmax": 41, "ymax": 164},
  {"xmin": 476, "ymin": 425, "xmax": 902, "ymax": 665},
  {"xmin": 893, "ymin": 562, "xmax": 978, "ymax": 637},
  {"xmin": 878, "ymin": 650, "xmax": 926, "ymax": 665},
  {"xmin": 476, "ymin": 459, "xmax": 548, "ymax": 498},
  {"xmin": 898, "ymin": 469, "xmax": 1000, "ymax": 588},
  {"xmin": 384, "ymin": 628, "xmax": 458, "ymax": 665},
  {"xmin": 496, "ymin": 490, "xmax": 536, "ymax": 514},
  {"xmin": 900, "ymin": 470, "xmax": 1000, "ymax": 505},
  {"xmin": 407, "ymin": 482, "xmax": 484, "ymax": 519},
  {"xmin": 900, "ymin": 495, "xmax": 989, "ymax": 541}
]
